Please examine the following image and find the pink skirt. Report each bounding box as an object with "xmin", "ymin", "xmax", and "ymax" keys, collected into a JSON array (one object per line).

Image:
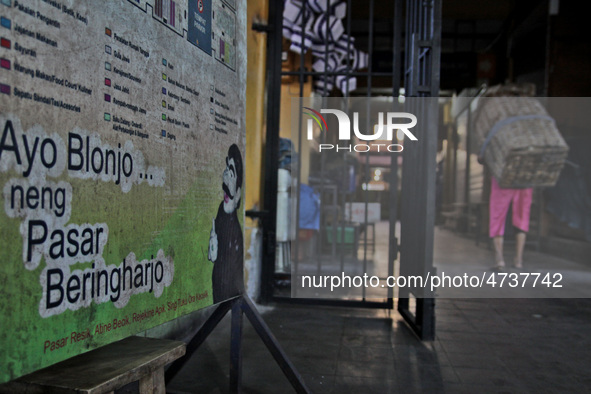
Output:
[{"xmin": 489, "ymin": 177, "xmax": 533, "ymax": 237}]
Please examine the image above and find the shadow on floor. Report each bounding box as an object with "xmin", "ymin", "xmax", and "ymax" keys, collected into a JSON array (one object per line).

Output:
[{"xmin": 166, "ymin": 296, "xmax": 591, "ymax": 393}]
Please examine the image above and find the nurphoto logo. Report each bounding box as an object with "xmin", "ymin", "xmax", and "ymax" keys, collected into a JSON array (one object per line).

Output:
[{"xmin": 303, "ymin": 107, "xmax": 418, "ymax": 153}]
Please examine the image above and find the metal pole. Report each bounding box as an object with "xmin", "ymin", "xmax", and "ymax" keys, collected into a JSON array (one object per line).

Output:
[{"xmin": 260, "ymin": 0, "xmax": 285, "ymax": 303}]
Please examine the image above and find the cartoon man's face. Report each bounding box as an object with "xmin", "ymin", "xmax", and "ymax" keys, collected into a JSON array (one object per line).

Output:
[{"xmin": 222, "ymin": 156, "xmax": 241, "ymax": 214}]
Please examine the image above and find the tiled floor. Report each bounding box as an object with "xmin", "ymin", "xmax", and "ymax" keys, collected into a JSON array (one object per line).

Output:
[
  {"xmin": 166, "ymin": 297, "xmax": 591, "ymax": 393},
  {"xmin": 166, "ymin": 228, "xmax": 591, "ymax": 393}
]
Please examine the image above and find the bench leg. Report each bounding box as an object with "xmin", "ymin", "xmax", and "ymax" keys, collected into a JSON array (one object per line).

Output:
[
  {"xmin": 139, "ymin": 367, "xmax": 165, "ymax": 394},
  {"xmin": 139, "ymin": 373, "xmax": 153, "ymax": 393},
  {"xmin": 153, "ymin": 367, "xmax": 166, "ymax": 394}
]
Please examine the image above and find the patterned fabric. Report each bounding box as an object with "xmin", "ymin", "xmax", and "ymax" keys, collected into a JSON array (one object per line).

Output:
[{"xmin": 283, "ymin": 0, "xmax": 369, "ymax": 96}]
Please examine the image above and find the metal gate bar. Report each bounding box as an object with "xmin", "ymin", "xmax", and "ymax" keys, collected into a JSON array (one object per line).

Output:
[{"xmin": 397, "ymin": 0, "xmax": 441, "ymax": 340}]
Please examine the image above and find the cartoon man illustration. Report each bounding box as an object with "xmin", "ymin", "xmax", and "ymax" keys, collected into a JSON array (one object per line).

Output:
[{"xmin": 208, "ymin": 144, "xmax": 244, "ymax": 303}]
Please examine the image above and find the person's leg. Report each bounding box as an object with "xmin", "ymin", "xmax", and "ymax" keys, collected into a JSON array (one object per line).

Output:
[
  {"xmin": 512, "ymin": 188, "xmax": 533, "ymax": 268},
  {"xmin": 514, "ymin": 231, "xmax": 526, "ymax": 268},
  {"xmin": 493, "ymin": 235, "xmax": 505, "ymax": 268},
  {"xmin": 489, "ymin": 178, "xmax": 511, "ymax": 269}
]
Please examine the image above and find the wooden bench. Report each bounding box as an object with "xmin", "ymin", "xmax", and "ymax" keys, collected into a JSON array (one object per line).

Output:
[{"xmin": 0, "ymin": 336, "xmax": 186, "ymax": 394}]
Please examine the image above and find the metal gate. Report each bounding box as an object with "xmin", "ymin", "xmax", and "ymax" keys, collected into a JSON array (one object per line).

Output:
[{"xmin": 256, "ymin": 0, "xmax": 441, "ymax": 339}]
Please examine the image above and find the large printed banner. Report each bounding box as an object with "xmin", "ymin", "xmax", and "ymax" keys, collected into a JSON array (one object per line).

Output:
[{"xmin": 0, "ymin": 0, "xmax": 245, "ymax": 382}]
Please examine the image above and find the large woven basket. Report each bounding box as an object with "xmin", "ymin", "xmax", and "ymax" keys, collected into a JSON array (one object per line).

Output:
[{"xmin": 474, "ymin": 91, "xmax": 568, "ymax": 188}]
